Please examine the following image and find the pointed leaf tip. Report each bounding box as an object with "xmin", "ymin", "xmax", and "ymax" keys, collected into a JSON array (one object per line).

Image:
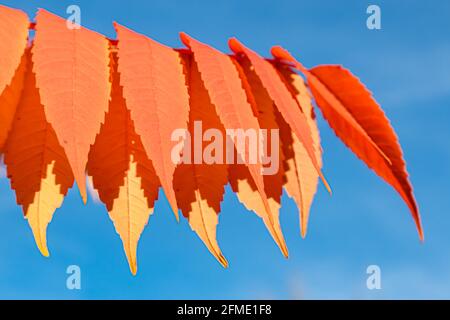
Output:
[
  {"xmin": 27, "ymin": 213, "xmax": 50, "ymax": 257},
  {"xmin": 126, "ymin": 250, "xmax": 138, "ymax": 275},
  {"xmin": 270, "ymin": 45, "xmax": 307, "ymax": 72},
  {"xmin": 80, "ymin": 182, "xmax": 88, "ymax": 204},
  {"xmin": 179, "ymin": 32, "xmax": 190, "ymax": 46},
  {"xmin": 270, "ymin": 45, "xmax": 292, "ymax": 61},
  {"xmin": 35, "ymin": 234, "xmax": 50, "ymax": 257},
  {"xmin": 228, "ymin": 37, "xmax": 243, "ymax": 53}
]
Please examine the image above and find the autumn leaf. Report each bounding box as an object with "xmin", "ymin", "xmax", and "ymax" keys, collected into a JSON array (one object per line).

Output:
[
  {"xmin": 0, "ymin": 53, "xmax": 27, "ymax": 154},
  {"xmin": 4, "ymin": 50, "xmax": 74, "ymax": 256},
  {"xmin": 229, "ymin": 38, "xmax": 330, "ymax": 194},
  {"xmin": 271, "ymin": 46, "xmax": 423, "ymax": 240},
  {"xmin": 115, "ymin": 23, "xmax": 190, "ymax": 221},
  {"xmin": 181, "ymin": 33, "xmax": 288, "ymax": 255},
  {"xmin": 276, "ymin": 66, "xmax": 322, "ymax": 237},
  {"xmin": 173, "ymin": 52, "xmax": 228, "ymax": 267},
  {"xmin": 32, "ymin": 9, "xmax": 110, "ymax": 203},
  {"xmin": 228, "ymin": 54, "xmax": 287, "ymax": 256},
  {"xmin": 0, "ymin": 4, "xmax": 423, "ymax": 269},
  {"xmin": 0, "ymin": 5, "xmax": 29, "ymax": 151},
  {"xmin": 88, "ymin": 54, "xmax": 160, "ymax": 275}
]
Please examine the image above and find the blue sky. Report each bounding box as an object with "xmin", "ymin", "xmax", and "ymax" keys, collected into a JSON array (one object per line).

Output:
[{"xmin": 0, "ymin": 0, "xmax": 449, "ymax": 299}]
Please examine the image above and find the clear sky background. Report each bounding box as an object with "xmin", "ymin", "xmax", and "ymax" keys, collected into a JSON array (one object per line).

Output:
[{"xmin": 0, "ymin": 0, "xmax": 449, "ymax": 299}]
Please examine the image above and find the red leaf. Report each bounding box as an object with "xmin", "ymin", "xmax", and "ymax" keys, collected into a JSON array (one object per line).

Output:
[
  {"xmin": 229, "ymin": 38, "xmax": 330, "ymax": 193},
  {"xmin": 180, "ymin": 33, "xmax": 287, "ymax": 255},
  {"xmin": 272, "ymin": 46, "xmax": 423, "ymax": 240}
]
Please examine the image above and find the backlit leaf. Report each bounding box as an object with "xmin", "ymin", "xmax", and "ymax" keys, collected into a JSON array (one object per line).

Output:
[
  {"xmin": 0, "ymin": 5, "xmax": 29, "ymax": 151},
  {"xmin": 272, "ymin": 46, "xmax": 422, "ymax": 239},
  {"xmin": 276, "ymin": 66, "xmax": 322, "ymax": 237},
  {"xmin": 88, "ymin": 55, "xmax": 160, "ymax": 274},
  {"xmin": 181, "ymin": 33, "xmax": 287, "ymax": 255},
  {"xmin": 4, "ymin": 52, "xmax": 74, "ymax": 256},
  {"xmin": 115, "ymin": 23, "xmax": 190, "ymax": 221},
  {"xmin": 230, "ymin": 38, "xmax": 329, "ymax": 193},
  {"xmin": 32, "ymin": 9, "xmax": 110, "ymax": 203},
  {"xmin": 228, "ymin": 54, "xmax": 287, "ymax": 256},
  {"xmin": 174, "ymin": 53, "xmax": 228, "ymax": 267}
]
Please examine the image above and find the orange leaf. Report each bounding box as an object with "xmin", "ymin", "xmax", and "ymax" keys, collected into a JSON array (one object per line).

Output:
[
  {"xmin": 0, "ymin": 53, "xmax": 27, "ymax": 153},
  {"xmin": 4, "ymin": 51, "xmax": 74, "ymax": 256},
  {"xmin": 32, "ymin": 9, "xmax": 110, "ymax": 203},
  {"xmin": 272, "ymin": 46, "xmax": 423, "ymax": 240},
  {"xmin": 0, "ymin": 5, "xmax": 28, "ymax": 93},
  {"xmin": 173, "ymin": 53, "xmax": 228, "ymax": 267},
  {"xmin": 180, "ymin": 33, "xmax": 287, "ymax": 256},
  {"xmin": 0, "ymin": 5, "xmax": 29, "ymax": 151},
  {"xmin": 88, "ymin": 54, "xmax": 160, "ymax": 275},
  {"xmin": 276, "ymin": 66, "xmax": 322, "ymax": 237},
  {"xmin": 229, "ymin": 38, "xmax": 330, "ymax": 194},
  {"xmin": 115, "ymin": 23, "xmax": 190, "ymax": 221},
  {"xmin": 228, "ymin": 54, "xmax": 287, "ymax": 256}
]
